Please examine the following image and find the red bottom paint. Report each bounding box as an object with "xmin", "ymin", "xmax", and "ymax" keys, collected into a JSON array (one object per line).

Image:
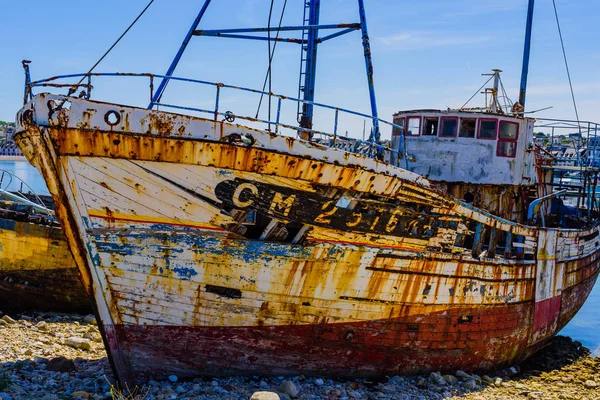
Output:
[
  {"xmin": 102, "ymin": 270, "xmax": 599, "ymax": 385},
  {"xmin": 106, "ymin": 303, "xmax": 540, "ymax": 381},
  {"xmin": 531, "ymin": 296, "xmax": 562, "ymax": 343}
]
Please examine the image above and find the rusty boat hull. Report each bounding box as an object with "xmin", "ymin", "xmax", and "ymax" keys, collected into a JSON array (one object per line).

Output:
[
  {"xmin": 0, "ymin": 208, "xmax": 89, "ymax": 313},
  {"xmin": 15, "ymin": 94, "xmax": 600, "ymax": 385}
]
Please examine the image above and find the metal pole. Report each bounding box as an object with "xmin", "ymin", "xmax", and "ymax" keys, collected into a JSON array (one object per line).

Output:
[
  {"xmin": 518, "ymin": 0, "xmax": 535, "ymax": 110},
  {"xmin": 299, "ymin": 0, "xmax": 321, "ymax": 131},
  {"xmin": 22, "ymin": 60, "xmax": 32, "ymax": 105},
  {"xmin": 357, "ymin": 0, "xmax": 380, "ymax": 146},
  {"xmin": 491, "ymin": 69, "xmax": 501, "ymax": 113},
  {"xmin": 149, "ymin": 0, "xmax": 213, "ymax": 108}
]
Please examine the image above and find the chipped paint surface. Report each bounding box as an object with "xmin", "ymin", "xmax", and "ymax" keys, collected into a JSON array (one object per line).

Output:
[
  {"xmin": 14, "ymin": 95, "xmax": 600, "ymax": 387},
  {"xmin": 0, "ymin": 215, "xmax": 88, "ymax": 313}
]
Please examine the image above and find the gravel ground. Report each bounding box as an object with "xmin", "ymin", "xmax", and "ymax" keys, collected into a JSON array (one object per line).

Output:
[{"xmin": 0, "ymin": 312, "xmax": 599, "ymax": 400}]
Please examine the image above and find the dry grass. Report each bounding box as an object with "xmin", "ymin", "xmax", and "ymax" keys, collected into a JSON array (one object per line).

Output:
[{"xmin": 107, "ymin": 377, "xmax": 150, "ymax": 400}]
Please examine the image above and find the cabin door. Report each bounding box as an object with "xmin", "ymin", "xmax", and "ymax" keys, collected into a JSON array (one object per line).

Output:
[{"xmin": 529, "ymin": 229, "xmax": 563, "ymax": 345}]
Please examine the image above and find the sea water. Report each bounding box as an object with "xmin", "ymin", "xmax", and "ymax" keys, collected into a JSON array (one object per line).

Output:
[{"xmin": 0, "ymin": 159, "xmax": 598, "ymax": 355}]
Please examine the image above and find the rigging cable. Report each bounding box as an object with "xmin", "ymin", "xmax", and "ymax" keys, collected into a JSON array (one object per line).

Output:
[
  {"xmin": 552, "ymin": 0, "xmax": 581, "ymax": 137},
  {"xmin": 499, "ymin": 79, "xmax": 514, "ymax": 113},
  {"xmin": 66, "ymin": 0, "xmax": 156, "ymax": 98},
  {"xmin": 552, "ymin": 0, "xmax": 585, "ymax": 179},
  {"xmin": 459, "ymin": 75, "xmax": 494, "ymax": 110},
  {"xmin": 255, "ymin": 0, "xmax": 289, "ymax": 120}
]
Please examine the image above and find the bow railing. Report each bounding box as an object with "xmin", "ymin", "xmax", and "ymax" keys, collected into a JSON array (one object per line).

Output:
[{"xmin": 24, "ymin": 72, "xmax": 409, "ymax": 167}]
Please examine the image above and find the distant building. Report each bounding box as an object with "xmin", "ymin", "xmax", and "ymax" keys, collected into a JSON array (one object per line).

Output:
[
  {"xmin": 2, "ymin": 124, "xmax": 16, "ymax": 140},
  {"xmin": 587, "ymin": 137, "xmax": 600, "ymax": 167},
  {"xmin": 552, "ymin": 143, "xmax": 582, "ymax": 166},
  {"xmin": 0, "ymin": 124, "xmax": 23, "ymax": 156}
]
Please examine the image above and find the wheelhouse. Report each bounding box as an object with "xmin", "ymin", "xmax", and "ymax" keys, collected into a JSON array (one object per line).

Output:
[{"xmin": 393, "ymin": 110, "xmax": 536, "ymax": 186}]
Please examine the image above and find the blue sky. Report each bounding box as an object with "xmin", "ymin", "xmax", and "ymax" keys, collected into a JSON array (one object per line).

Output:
[{"xmin": 1, "ymin": 0, "xmax": 599, "ymax": 138}]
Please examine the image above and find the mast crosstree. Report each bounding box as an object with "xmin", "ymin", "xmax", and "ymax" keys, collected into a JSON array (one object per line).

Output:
[{"xmin": 151, "ymin": 0, "xmax": 381, "ymax": 146}]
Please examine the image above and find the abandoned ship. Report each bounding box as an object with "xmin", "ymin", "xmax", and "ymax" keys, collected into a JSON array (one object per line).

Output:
[{"xmin": 13, "ymin": 0, "xmax": 600, "ymax": 388}]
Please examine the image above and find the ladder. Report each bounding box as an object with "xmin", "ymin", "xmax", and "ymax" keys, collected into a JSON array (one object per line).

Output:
[{"xmin": 296, "ymin": 0, "xmax": 311, "ymax": 124}]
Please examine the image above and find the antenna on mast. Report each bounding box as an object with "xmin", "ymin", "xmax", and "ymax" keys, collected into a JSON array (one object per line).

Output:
[{"xmin": 482, "ymin": 69, "xmax": 504, "ymax": 114}]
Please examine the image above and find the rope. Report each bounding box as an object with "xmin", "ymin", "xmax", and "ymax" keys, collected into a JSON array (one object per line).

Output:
[
  {"xmin": 66, "ymin": 0, "xmax": 155, "ymax": 98},
  {"xmin": 255, "ymin": 0, "xmax": 289, "ymax": 120}
]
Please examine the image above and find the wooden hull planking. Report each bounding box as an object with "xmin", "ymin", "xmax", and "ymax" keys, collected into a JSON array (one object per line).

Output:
[{"xmin": 14, "ymin": 94, "xmax": 600, "ymax": 386}]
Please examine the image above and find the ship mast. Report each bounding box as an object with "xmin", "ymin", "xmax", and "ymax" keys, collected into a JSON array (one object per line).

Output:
[
  {"xmin": 297, "ymin": 0, "xmax": 321, "ymax": 131},
  {"xmin": 296, "ymin": 0, "xmax": 380, "ymax": 146},
  {"xmin": 150, "ymin": 0, "xmax": 381, "ymax": 147},
  {"xmin": 518, "ymin": 0, "xmax": 535, "ymax": 112}
]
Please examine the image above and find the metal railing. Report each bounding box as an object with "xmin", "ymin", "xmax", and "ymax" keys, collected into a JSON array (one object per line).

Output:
[
  {"xmin": 0, "ymin": 169, "xmax": 53, "ymax": 215},
  {"xmin": 535, "ymin": 117, "xmax": 600, "ymax": 168},
  {"xmin": 25, "ymin": 72, "xmax": 408, "ymax": 167}
]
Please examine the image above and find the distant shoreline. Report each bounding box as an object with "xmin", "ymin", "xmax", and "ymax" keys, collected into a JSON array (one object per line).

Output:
[{"xmin": 0, "ymin": 156, "xmax": 27, "ymax": 161}]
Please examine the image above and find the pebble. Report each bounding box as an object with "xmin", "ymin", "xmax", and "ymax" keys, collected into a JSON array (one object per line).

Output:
[
  {"xmin": 250, "ymin": 391, "xmax": 281, "ymax": 400},
  {"xmin": 35, "ymin": 321, "xmax": 48, "ymax": 331},
  {"xmin": 443, "ymin": 374, "xmax": 458, "ymax": 385},
  {"xmin": 278, "ymin": 380, "xmax": 298, "ymax": 398},
  {"xmin": 429, "ymin": 371, "xmax": 447, "ymax": 386},
  {"xmin": 175, "ymin": 384, "xmax": 186, "ymax": 393},
  {"xmin": 464, "ymin": 379, "xmax": 478, "ymax": 390},
  {"xmin": 64, "ymin": 337, "xmax": 91, "ymax": 351},
  {"xmin": 583, "ymin": 379, "xmax": 598, "ymax": 388},
  {"xmin": 168, "ymin": 374, "xmax": 178, "ymax": 383},
  {"xmin": 46, "ymin": 356, "xmax": 75, "ymax": 373}
]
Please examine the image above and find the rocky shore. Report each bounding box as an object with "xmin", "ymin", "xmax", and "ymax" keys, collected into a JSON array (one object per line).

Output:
[{"xmin": 0, "ymin": 312, "xmax": 599, "ymax": 400}]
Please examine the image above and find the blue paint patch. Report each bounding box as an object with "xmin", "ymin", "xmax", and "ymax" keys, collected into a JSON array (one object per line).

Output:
[
  {"xmin": 0, "ymin": 218, "xmax": 17, "ymax": 232},
  {"xmin": 87, "ymin": 226, "xmax": 345, "ymax": 286},
  {"xmin": 239, "ymin": 276, "xmax": 256, "ymax": 284},
  {"xmin": 172, "ymin": 266, "xmax": 198, "ymax": 279}
]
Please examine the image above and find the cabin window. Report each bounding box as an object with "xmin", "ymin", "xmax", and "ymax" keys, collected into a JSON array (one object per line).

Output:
[
  {"xmin": 499, "ymin": 121, "xmax": 519, "ymax": 140},
  {"xmin": 478, "ymin": 119, "xmax": 497, "ymax": 140},
  {"xmin": 439, "ymin": 117, "xmax": 458, "ymax": 138},
  {"xmin": 497, "ymin": 141, "xmax": 517, "ymax": 157},
  {"xmin": 392, "ymin": 117, "xmax": 405, "ymax": 137},
  {"xmin": 458, "ymin": 118, "xmax": 476, "ymax": 138},
  {"xmin": 423, "ymin": 117, "xmax": 438, "ymax": 136},
  {"xmin": 497, "ymin": 120, "xmax": 519, "ymax": 157},
  {"xmin": 406, "ymin": 117, "xmax": 421, "ymax": 136}
]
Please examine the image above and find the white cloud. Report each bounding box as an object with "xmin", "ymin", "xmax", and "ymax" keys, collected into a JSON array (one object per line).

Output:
[{"xmin": 376, "ymin": 31, "xmax": 492, "ymax": 50}]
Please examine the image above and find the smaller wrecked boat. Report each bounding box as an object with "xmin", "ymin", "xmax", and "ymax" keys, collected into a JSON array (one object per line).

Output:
[{"xmin": 0, "ymin": 169, "xmax": 88, "ymax": 313}]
